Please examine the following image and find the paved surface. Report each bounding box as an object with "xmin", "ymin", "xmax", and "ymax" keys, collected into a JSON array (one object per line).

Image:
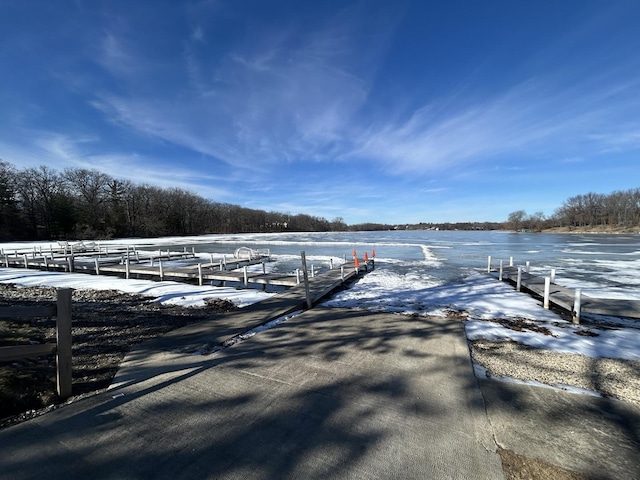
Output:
[
  {"xmin": 2, "ymin": 303, "xmax": 640, "ymax": 479},
  {"xmin": 479, "ymin": 378, "xmax": 640, "ymax": 480},
  {"xmin": 0, "ymin": 307, "xmax": 504, "ymax": 480}
]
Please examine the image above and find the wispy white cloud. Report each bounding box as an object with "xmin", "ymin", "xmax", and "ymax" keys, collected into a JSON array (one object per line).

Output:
[
  {"xmin": 351, "ymin": 70, "xmax": 640, "ymax": 174},
  {"xmin": 89, "ymin": 6, "xmax": 384, "ymax": 170}
]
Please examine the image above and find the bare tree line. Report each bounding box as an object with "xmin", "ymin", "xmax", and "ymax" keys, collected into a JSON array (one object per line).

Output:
[
  {"xmin": 507, "ymin": 188, "xmax": 640, "ymax": 231},
  {"xmin": 0, "ymin": 161, "xmax": 347, "ymax": 241}
]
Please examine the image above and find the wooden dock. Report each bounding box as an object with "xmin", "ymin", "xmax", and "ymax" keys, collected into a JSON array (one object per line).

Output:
[
  {"xmin": 490, "ymin": 259, "xmax": 640, "ymax": 321},
  {"xmin": 1, "ymin": 244, "xmax": 374, "ymax": 292}
]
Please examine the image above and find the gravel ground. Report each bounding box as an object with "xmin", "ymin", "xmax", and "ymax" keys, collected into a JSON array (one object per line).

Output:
[{"xmin": 471, "ymin": 339, "xmax": 640, "ymax": 406}]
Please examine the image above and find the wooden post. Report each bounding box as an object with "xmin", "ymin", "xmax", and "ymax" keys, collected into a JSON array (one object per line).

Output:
[
  {"xmin": 296, "ymin": 269, "xmax": 300, "ymax": 284},
  {"xmin": 499, "ymin": 260, "xmax": 503, "ymax": 281},
  {"xmin": 330, "ymin": 258, "xmax": 334, "ymax": 269},
  {"xmin": 23, "ymin": 254, "xmax": 28, "ymax": 269},
  {"xmin": 125, "ymin": 258, "xmax": 130, "ymax": 279},
  {"xmin": 573, "ymin": 289, "xmax": 582, "ymax": 324},
  {"xmin": 198, "ymin": 264, "xmax": 203, "ymax": 286},
  {"xmin": 509, "ymin": 256, "xmax": 513, "ymax": 267},
  {"xmin": 341, "ymin": 265, "xmax": 345, "ymax": 281},
  {"xmin": 159, "ymin": 260, "xmax": 164, "ymax": 281},
  {"xmin": 95, "ymin": 258, "xmax": 100, "ymax": 275},
  {"xmin": 262, "ymin": 261, "xmax": 266, "ymax": 274},
  {"xmin": 56, "ymin": 288, "xmax": 73, "ymax": 399},
  {"xmin": 67, "ymin": 256, "xmax": 74, "ymax": 273},
  {"xmin": 219, "ymin": 260, "xmax": 223, "ymax": 271},
  {"xmin": 4, "ymin": 254, "xmax": 8, "ymax": 267},
  {"xmin": 543, "ymin": 277, "xmax": 551, "ymax": 309},
  {"xmin": 44, "ymin": 256, "xmax": 48, "ymax": 271},
  {"xmin": 243, "ymin": 266, "xmax": 248, "ymax": 287},
  {"xmin": 487, "ymin": 256, "xmax": 491, "ymax": 273},
  {"xmin": 311, "ymin": 265, "xmax": 315, "ymax": 278},
  {"xmin": 525, "ymin": 261, "xmax": 530, "ymax": 273},
  {"xmin": 300, "ymin": 251, "xmax": 312, "ymax": 309},
  {"xmin": 516, "ymin": 267, "xmax": 522, "ymax": 292},
  {"xmin": 551, "ymin": 268, "xmax": 556, "ymax": 283}
]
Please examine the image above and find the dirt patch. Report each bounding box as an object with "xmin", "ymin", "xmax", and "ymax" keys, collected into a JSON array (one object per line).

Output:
[
  {"xmin": 0, "ymin": 284, "xmax": 237, "ymax": 428},
  {"xmin": 499, "ymin": 448, "xmax": 592, "ymax": 480},
  {"xmin": 491, "ymin": 317, "xmax": 556, "ymax": 336}
]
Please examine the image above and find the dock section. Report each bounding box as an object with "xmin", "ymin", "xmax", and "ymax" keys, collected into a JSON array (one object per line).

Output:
[
  {"xmin": 0, "ymin": 243, "xmax": 374, "ymax": 293},
  {"xmin": 488, "ymin": 257, "xmax": 640, "ymax": 321}
]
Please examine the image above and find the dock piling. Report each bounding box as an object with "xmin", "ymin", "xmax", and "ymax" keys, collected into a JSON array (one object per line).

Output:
[
  {"xmin": 573, "ymin": 289, "xmax": 582, "ymax": 324},
  {"xmin": 300, "ymin": 251, "xmax": 312, "ymax": 309},
  {"xmin": 543, "ymin": 277, "xmax": 551, "ymax": 309}
]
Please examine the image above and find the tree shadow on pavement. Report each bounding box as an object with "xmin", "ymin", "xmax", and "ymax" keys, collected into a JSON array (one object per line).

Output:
[{"xmin": 0, "ymin": 306, "xmax": 503, "ymax": 479}]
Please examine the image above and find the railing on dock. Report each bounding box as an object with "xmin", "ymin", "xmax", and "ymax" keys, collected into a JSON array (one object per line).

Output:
[{"xmin": 487, "ymin": 256, "xmax": 640, "ymax": 323}]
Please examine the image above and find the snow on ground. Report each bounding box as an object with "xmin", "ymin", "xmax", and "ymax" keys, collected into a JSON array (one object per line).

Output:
[{"xmin": 0, "ymin": 268, "xmax": 272, "ymax": 308}]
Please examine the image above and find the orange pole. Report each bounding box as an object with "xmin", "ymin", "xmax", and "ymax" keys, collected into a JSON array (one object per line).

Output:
[
  {"xmin": 364, "ymin": 252, "xmax": 369, "ymax": 261},
  {"xmin": 372, "ymin": 249, "xmax": 376, "ymax": 258},
  {"xmin": 354, "ymin": 255, "xmax": 360, "ymax": 267}
]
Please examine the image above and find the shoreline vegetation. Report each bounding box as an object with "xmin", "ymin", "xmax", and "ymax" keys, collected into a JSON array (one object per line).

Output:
[
  {"xmin": 541, "ymin": 225, "xmax": 640, "ymax": 234},
  {"xmin": 1, "ymin": 161, "xmax": 638, "ymax": 241}
]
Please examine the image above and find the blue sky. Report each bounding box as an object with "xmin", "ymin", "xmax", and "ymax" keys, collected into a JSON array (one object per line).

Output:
[{"xmin": 1, "ymin": 1, "xmax": 639, "ymax": 225}]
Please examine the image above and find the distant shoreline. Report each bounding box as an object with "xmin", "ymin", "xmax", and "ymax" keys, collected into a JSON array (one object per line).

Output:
[{"xmin": 541, "ymin": 226, "xmax": 640, "ymax": 234}]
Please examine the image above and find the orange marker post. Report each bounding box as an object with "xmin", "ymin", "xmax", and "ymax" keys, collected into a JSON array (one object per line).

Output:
[{"xmin": 364, "ymin": 252, "xmax": 369, "ymax": 261}]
